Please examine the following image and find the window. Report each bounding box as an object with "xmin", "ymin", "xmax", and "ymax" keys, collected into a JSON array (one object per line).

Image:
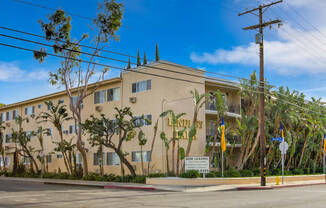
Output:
[
  {"xmin": 57, "ymin": 154, "xmax": 63, "ymax": 159},
  {"xmin": 94, "ymin": 90, "xmax": 106, "ymax": 104},
  {"xmin": 47, "ymin": 101, "xmax": 53, "ymax": 110},
  {"xmin": 38, "ymin": 104, "xmax": 43, "ymax": 109},
  {"xmin": 107, "ymin": 87, "xmax": 120, "ymax": 102},
  {"xmin": 25, "ymin": 106, "xmax": 35, "ymax": 116},
  {"xmin": 12, "ymin": 110, "xmax": 18, "ymax": 120},
  {"xmin": 73, "ymin": 96, "xmax": 83, "ymax": 108},
  {"xmin": 107, "ymin": 152, "xmax": 120, "ymax": 166},
  {"xmin": 132, "ymin": 80, "xmax": 151, "ymax": 93},
  {"xmin": 69, "ymin": 125, "xmax": 75, "ymax": 134},
  {"xmin": 76, "ymin": 153, "xmax": 82, "ymax": 165},
  {"xmin": 5, "ymin": 134, "xmax": 11, "ymax": 143},
  {"xmin": 0, "ymin": 113, "xmax": 3, "ymax": 122},
  {"xmin": 22, "ymin": 156, "xmax": 30, "ymax": 165},
  {"xmin": 131, "ymin": 151, "xmax": 151, "ymax": 162},
  {"xmin": 0, "ymin": 156, "xmax": 10, "ymax": 167},
  {"xmin": 46, "ymin": 155, "xmax": 52, "ymax": 163},
  {"xmin": 26, "ymin": 131, "xmax": 33, "ymax": 139},
  {"xmin": 58, "ymin": 99, "xmax": 64, "ymax": 104},
  {"xmin": 93, "ymin": 152, "xmax": 105, "ymax": 166},
  {"xmin": 47, "ymin": 128, "xmax": 52, "ymax": 136},
  {"xmin": 6, "ymin": 111, "xmax": 11, "ymax": 121},
  {"xmin": 135, "ymin": 114, "xmax": 152, "ymax": 127}
]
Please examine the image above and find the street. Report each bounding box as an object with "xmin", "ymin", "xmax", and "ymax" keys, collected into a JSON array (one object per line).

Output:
[{"xmin": 0, "ymin": 180, "xmax": 326, "ymax": 208}]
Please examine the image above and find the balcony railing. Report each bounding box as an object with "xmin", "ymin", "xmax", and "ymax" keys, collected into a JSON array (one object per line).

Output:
[
  {"xmin": 206, "ymin": 102, "xmax": 241, "ymax": 115},
  {"xmin": 206, "ymin": 134, "xmax": 242, "ymax": 145}
]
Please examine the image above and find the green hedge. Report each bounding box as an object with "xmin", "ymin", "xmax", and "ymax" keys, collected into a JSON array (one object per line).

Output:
[
  {"xmin": 180, "ymin": 170, "xmax": 200, "ymax": 178},
  {"xmin": 0, "ymin": 171, "xmax": 146, "ymax": 184}
]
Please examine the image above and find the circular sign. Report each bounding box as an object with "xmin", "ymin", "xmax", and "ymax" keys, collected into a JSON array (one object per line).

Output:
[{"xmin": 279, "ymin": 142, "xmax": 288, "ymax": 154}]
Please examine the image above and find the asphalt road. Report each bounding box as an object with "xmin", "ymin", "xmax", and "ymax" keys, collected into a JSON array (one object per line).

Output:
[{"xmin": 1, "ymin": 180, "xmax": 326, "ymax": 208}]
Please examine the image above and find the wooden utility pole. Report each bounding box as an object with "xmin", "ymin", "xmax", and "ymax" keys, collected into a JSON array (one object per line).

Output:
[{"xmin": 239, "ymin": 0, "xmax": 282, "ymax": 186}]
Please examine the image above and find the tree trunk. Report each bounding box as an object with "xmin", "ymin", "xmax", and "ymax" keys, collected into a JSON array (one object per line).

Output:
[
  {"xmin": 176, "ymin": 139, "xmax": 180, "ymax": 176},
  {"xmin": 140, "ymin": 146, "xmax": 144, "ymax": 175},
  {"xmin": 148, "ymin": 119, "xmax": 159, "ymax": 174},
  {"xmin": 76, "ymin": 136, "xmax": 88, "ymax": 176},
  {"xmin": 57, "ymin": 129, "xmax": 72, "ymax": 174},
  {"xmin": 116, "ymin": 149, "xmax": 136, "ymax": 177},
  {"xmin": 298, "ymin": 133, "xmax": 309, "ymax": 168},
  {"xmin": 166, "ymin": 148, "xmax": 170, "ymax": 174}
]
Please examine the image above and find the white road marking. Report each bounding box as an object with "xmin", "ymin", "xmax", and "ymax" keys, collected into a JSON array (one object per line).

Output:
[{"xmin": 0, "ymin": 194, "xmax": 46, "ymax": 199}]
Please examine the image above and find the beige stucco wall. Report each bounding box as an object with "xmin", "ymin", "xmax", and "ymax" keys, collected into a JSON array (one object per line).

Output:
[{"xmin": 0, "ymin": 61, "xmax": 241, "ymax": 175}]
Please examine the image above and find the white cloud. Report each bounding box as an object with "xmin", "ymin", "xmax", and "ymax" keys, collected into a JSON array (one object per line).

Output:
[
  {"xmin": 192, "ymin": 1, "xmax": 326, "ymax": 75},
  {"xmin": 0, "ymin": 62, "xmax": 49, "ymax": 82}
]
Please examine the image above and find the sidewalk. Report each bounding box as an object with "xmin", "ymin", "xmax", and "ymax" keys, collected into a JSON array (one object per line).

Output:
[{"xmin": 0, "ymin": 176, "xmax": 325, "ymax": 192}]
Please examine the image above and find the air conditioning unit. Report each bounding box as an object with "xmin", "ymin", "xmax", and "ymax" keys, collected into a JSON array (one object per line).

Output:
[
  {"xmin": 129, "ymin": 97, "xmax": 137, "ymax": 103},
  {"xmin": 95, "ymin": 106, "xmax": 103, "ymax": 112}
]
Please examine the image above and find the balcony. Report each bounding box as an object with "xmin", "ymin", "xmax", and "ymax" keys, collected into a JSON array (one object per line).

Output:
[
  {"xmin": 206, "ymin": 134, "xmax": 242, "ymax": 147},
  {"xmin": 205, "ymin": 102, "xmax": 241, "ymax": 118}
]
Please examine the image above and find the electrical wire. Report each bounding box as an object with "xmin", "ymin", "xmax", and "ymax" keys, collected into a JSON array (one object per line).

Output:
[{"xmin": 0, "ymin": 41, "xmax": 324, "ymax": 116}]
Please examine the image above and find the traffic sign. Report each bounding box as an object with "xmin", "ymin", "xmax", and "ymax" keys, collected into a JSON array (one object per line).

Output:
[
  {"xmin": 271, "ymin": 137, "xmax": 283, "ymax": 142},
  {"xmin": 279, "ymin": 142, "xmax": 288, "ymax": 154}
]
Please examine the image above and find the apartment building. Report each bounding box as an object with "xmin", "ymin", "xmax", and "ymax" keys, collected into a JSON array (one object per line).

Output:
[{"xmin": 0, "ymin": 61, "xmax": 241, "ymax": 175}]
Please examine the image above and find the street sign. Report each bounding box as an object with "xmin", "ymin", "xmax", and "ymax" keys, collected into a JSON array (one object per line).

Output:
[
  {"xmin": 271, "ymin": 137, "xmax": 283, "ymax": 142},
  {"xmin": 279, "ymin": 142, "xmax": 288, "ymax": 154},
  {"xmin": 185, "ymin": 157, "xmax": 210, "ymax": 174}
]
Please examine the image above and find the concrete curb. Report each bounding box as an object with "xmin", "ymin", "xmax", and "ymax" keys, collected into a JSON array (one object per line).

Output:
[
  {"xmin": 0, "ymin": 177, "xmax": 159, "ymax": 191},
  {"xmin": 237, "ymin": 182, "xmax": 326, "ymax": 191},
  {"xmin": 104, "ymin": 185, "xmax": 157, "ymax": 191}
]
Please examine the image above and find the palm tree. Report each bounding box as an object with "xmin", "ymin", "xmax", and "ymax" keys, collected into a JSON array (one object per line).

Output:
[
  {"xmin": 37, "ymin": 101, "xmax": 73, "ymax": 174},
  {"xmin": 162, "ymin": 110, "xmax": 186, "ymax": 175},
  {"xmin": 0, "ymin": 121, "xmax": 6, "ymax": 171},
  {"xmin": 185, "ymin": 89, "xmax": 207, "ymax": 158}
]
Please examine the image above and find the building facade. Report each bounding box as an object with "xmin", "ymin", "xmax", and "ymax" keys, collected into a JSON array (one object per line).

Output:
[{"xmin": 0, "ymin": 61, "xmax": 241, "ymax": 175}]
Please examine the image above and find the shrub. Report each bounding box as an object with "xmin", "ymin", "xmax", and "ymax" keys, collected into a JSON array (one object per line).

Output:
[
  {"xmin": 205, "ymin": 172, "xmax": 216, "ymax": 178},
  {"xmin": 253, "ymin": 168, "xmax": 261, "ymax": 176},
  {"xmin": 271, "ymin": 169, "xmax": 281, "ymax": 176},
  {"xmin": 132, "ymin": 175, "xmax": 146, "ymax": 183},
  {"xmin": 292, "ymin": 169, "xmax": 304, "ymax": 175},
  {"xmin": 179, "ymin": 170, "xmax": 200, "ymax": 178},
  {"xmin": 224, "ymin": 168, "xmax": 241, "ymax": 177},
  {"xmin": 284, "ymin": 170, "xmax": 292, "ymax": 175},
  {"xmin": 315, "ymin": 167, "xmax": 323, "ymax": 174},
  {"xmin": 303, "ymin": 168, "xmax": 311, "ymax": 174},
  {"xmin": 148, "ymin": 173, "xmax": 166, "ymax": 178},
  {"xmin": 240, "ymin": 169, "xmax": 254, "ymax": 177}
]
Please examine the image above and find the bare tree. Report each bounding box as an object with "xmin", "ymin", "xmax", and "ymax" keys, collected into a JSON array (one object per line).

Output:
[{"xmin": 34, "ymin": 0, "xmax": 123, "ymax": 176}]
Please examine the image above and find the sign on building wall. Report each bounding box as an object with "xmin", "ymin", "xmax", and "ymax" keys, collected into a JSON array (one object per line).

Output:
[{"xmin": 185, "ymin": 157, "xmax": 210, "ymax": 173}]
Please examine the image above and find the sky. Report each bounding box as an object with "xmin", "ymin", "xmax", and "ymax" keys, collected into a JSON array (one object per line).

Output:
[{"xmin": 1, "ymin": 0, "xmax": 326, "ymax": 104}]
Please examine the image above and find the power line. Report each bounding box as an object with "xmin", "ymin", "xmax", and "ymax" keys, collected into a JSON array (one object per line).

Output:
[
  {"xmin": 0, "ymin": 41, "xmax": 324, "ymax": 116},
  {"xmin": 1, "ymin": 25, "xmax": 323, "ymax": 108},
  {"xmin": 11, "ymin": 0, "xmax": 93, "ymax": 21}
]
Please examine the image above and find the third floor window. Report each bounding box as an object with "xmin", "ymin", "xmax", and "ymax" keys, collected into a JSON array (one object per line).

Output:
[{"xmin": 132, "ymin": 80, "xmax": 151, "ymax": 93}]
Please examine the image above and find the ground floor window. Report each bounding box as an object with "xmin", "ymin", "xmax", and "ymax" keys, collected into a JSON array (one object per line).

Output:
[
  {"xmin": 0, "ymin": 156, "xmax": 10, "ymax": 167},
  {"xmin": 22, "ymin": 156, "xmax": 30, "ymax": 165},
  {"xmin": 131, "ymin": 151, "xmax": 151, "ymax": 162},
  {"xmin": 46, "ymin": 155, "xmax": 52, "ymax": 163},
  {"xmin": 93, "ymin": 152, "xmax": 105, "ymax": 166},
  {"xmin": 107, "ymin": 152, "xmax": 120, "ymax": 166}
]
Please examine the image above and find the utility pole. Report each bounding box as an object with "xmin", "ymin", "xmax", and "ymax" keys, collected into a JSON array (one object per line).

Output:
[{"xmin": 239, "ymin": 0, "xmax": 282, "ymax": 186}]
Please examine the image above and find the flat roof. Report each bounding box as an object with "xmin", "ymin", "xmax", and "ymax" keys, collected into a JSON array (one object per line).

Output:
[
  {"xmin": 0, "ymin": 77, "xmax": 121, "ymax": 111},
  {"xmin": 0, "ymin": 60, "xmax": 240, "ymax": 110}
]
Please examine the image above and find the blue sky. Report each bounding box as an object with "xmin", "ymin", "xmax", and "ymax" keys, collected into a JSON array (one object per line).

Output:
[{"xmin": 1, "ymin": 0, "xmax": 326, "ymax": 104}]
